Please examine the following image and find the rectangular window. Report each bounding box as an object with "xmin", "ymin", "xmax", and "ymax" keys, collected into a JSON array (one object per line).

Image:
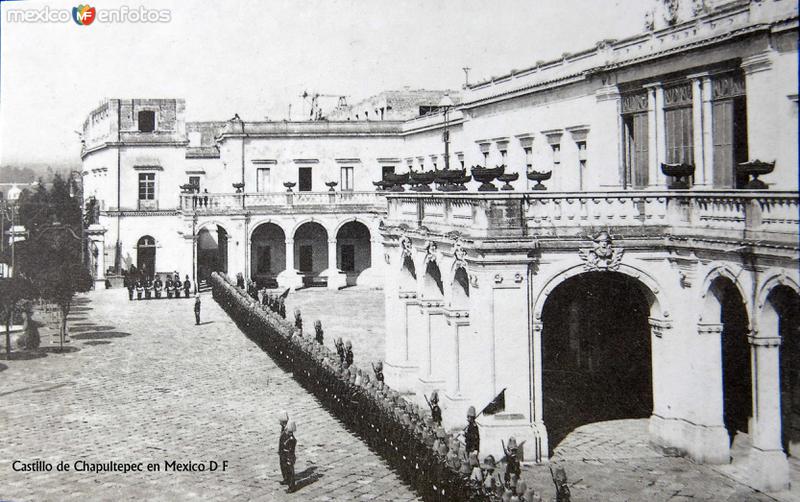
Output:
[
  {"xmin": 551, "ymin": 144, "xmax": 561, "ymax": 165},
  {"xmin": 188, "ymin": 176, "xmax": 200, "ymax": 188},
  {"xmin": 623, "ymin": 111, "xmax": 650, "ymax": 188},
  {"xmin": 138, "ymin": 110, "xmax": 155, "ymax": 133},
  {"xmin": 256, "ymin": 168, "xmax": 271, "ymax": 192},
  {"xmin": 298, "ymin": 167, "xmax": 312, "ymax": 192},
  {"xmin": 577, "ymin": 141, "xmax": 587, "ymax": 190},
  {"xmin": 711, "ymin": 72, "xmax": 748, "ymax": 188},
  {"xmin": 340, "ymin": 166, "xmax": 354, "ymax": 191},
  {"xmin": 664, "ymin": 82, "xmax": 694, "ymax": 166},
  {"xmin": 138, "ymin": 173, "xmax": 155, "ymax": 200}
]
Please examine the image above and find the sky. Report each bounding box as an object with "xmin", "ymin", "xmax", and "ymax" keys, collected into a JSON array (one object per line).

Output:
[{"xmin": 0, "ymin": 0, "xmax": 650, "ymax": 169}]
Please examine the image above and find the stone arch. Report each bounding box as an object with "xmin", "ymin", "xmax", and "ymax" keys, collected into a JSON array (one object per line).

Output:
[
  {"xmin": 196, "ymin": 220, "xmax": 230, "ymax": 234},
  {"xmin": 533, "ymin": 262, "xmax": 667, "ymax": 322},
  {"xmin": 293, "ymin": 221, "xmax": 329, "ymax": 280},
  {"xmin": 290, "ymin": 217, "xmax": 334, "ymax": 239},
  {"xmin": 196, "ymin": 223, "xmax": 229, "ymax": 283},
  {"xmin": 699, "ymin": 264, "xmax": 751, "ymax": 327},
  {"xmin": 249, "ymin": 221, "xmax": 287, "ymax": 287},
  {"xmin": 756, "ymin": 271, "xmax": 800, "ymax": 326},
  {"xmin": 534, "ymin": 265, "xmax": 665, "ymax": 455},
  {"xmin": 136, "ymin": 235, "xmax": 156, "ymax": 278},
  {"xmin": 336, "ymin": 220, "xmax": 372, "ymax": 286},
  {"xmin": 333, "ymin": 216, "xmax": 375, "ymax": 238},
  {"xmin": 248, "ymin": 218, "xmax": 290, "ymax": 242}
]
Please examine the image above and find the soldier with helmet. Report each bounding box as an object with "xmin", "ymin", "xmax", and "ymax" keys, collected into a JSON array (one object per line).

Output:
[
  {"xmin": 465, "ymin": 405, "xmax": 480, "ymax": 456},
  {"xmin": 281, "ymin": 421, "xmax": 297, "ymax": 492},
  {"xmin": 277, "ymin": 411, "xmax": 290, "ymax": 486}
]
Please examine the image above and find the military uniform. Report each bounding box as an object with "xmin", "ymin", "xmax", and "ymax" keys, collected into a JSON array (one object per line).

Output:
[
  {"xmin": 154, "ymin": 277, "xmax": 163, "ymax": 299},
  {"xmin": 135, "ymin": 280, "xmax": 143, "ymax": 300},
  {"xmin": 281, "ymin": 421, "xmax": 297, "ymax": 492},
  {"xmin": 194, "ymin": 296, "xmax": 201, "ymax": 325},
  {"xmin": 165, "ymin": 277, "xmax": 174, "ymax": 298},
  {"xmin": 183, "ymin": 276, "xmax": 191, "ymax": 298},
  {"xmin": 465, "ymin": 406, "xmax": 480, "ymax": 455}
]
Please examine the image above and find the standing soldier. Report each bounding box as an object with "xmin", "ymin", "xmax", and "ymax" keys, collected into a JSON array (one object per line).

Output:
[
  {"xmin": 426, "ymin": 390, "xmax": 442, "ymax": 425},
  {"xmin": 335, "ymin": 337, "xmax": 345, "ymax": 365},
  {"xmin": 371, "ymin": 361, "xmax": 384, "ymax": 383},
  {"xmin": 314, "ymin": 320, "xmax": 324, "ymax": 345},
  {"xmin": 165, "ymin": 275, "xmax": 173, "ymax": 299},
  {"xmin": 281, "ymin": 421, "xmax": 297, "ymax": 493},
  {"xmin": 154, "ymin": 275, "xmax": 163, "ymax": 299},
  {"xmin": 344, "ymin": 340, "xmax": 354, "ymax": 366},
  {"xmin": 144, "ymin": 276, "xmax": 153, "ymax": 300},
  {"xmin": 503, "ymin": 436, "xmax": 521, "ymax": 486},
  {"xmin": 194, "ymin": 295, "xmax": 201, "ymax": 325},
  {"xmin": 277, "ymin": 411, "xmax": 289, "ymax": 485},
  {"xmin": 465, "ymin": 406, "xmax": 480, "ymax": 456},
  {"xmin": 135, "ymin": 278, "xmax": 143, "ymax": 300},
  {"xmin": 183, "ymin": 275, "xmax": 191, "ymax": 298},
  {"xmin": 294, "ymin": 310, "xmax": 303, "ymax": 334},
  {"xmin": 126, "ymin": 275, "xmax": 134, "ymax": 301}
]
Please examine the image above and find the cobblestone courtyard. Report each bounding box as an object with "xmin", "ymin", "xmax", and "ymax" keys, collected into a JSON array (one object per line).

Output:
[
  {"xmin": 1, "ymin": 286, "xmax": 798, "ymax": 501},
  {"xmin": 0, "ymin": 288, "xmax": 418, "ymax": 502}
]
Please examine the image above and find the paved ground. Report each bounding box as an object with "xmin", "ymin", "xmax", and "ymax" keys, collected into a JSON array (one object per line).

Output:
[
  {"xmin": 282, "ymin": 287, "xmax": 386, "ymax": 369},
  {"xmin": 0, "ymin": 288, "xmax": 419, "ymax": 502},
  {"xmin": 1, "ymin": 286, "xmax": 798, "ymax": 501}
]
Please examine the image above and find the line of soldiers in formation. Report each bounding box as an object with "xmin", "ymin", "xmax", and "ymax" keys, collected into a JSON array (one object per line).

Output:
[
  {"xmin": 211, "ymin": 271, "xmax": 566, "ymax": 502},
  {"xmin": 125, "ymin": 273, "xmax": 193, "ymax": 301}
]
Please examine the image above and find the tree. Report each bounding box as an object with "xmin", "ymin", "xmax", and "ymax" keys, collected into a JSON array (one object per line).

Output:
[
  {"xmin": 38, "ymin": 261, "xmax": 93, "ymax": 350},
  {"xmin": 0, "ymin": 276, "xmax": 35, "ymax": 356},
  {"xmin": 12, "ymin": 175, "xmax": 92, "ymax": 350}
]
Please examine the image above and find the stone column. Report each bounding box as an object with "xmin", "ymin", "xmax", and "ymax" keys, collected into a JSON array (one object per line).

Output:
[
  {"xmin": 324, "ymin": 238, "xmax": 346, "ymax": 290},
  {"xmin": 85, "ymin": 224, "xmax": 107, "ymax": 286},
  {"xmin": 747, "ymin": 334, "xmax": 790, "ymax": 491},
  {"xmin": 277, "ymin": 238, "xmax": 302, "ymax": 290},
  {"xmin": 700, "ymin": 74, "xmax": 714, "ymax": 186},
  {"xmin": 644, "ymin": 83, "xmax": 662, "ymax": 187},
  {"xmin": 688, "ymin": 74, "xmax": 707, "ymax": 186}
]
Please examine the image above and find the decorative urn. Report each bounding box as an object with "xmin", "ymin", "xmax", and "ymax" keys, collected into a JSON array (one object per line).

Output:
[
  {"xmin": 526, "ymin": 170, "xmax": 552, "ymax": 191},
  {"xmin": 471, "ymin": 165, "xmax": 505, "ymax": 191},
  {"xmin": 283, "ymin": 181, "xmax": 296, "ymax": 192},
  {"xmin": 661, "ymin": 163, "xmax": 695, "ymax": 189},
  {"xmin": 325, "ymin": 181, "xmax": 338, "ymax": 192},
  {"xmin": 737, "ymin": 160, "xmax": 775, "ymax": 190}
]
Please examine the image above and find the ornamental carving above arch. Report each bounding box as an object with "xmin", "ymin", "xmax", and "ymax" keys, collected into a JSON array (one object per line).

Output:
[{"xmin": 578, "ymin": 231, "xmax": 624, "ymax": 272}]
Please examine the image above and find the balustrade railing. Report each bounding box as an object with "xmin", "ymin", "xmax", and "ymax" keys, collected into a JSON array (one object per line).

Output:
[
  {"xmin": 385, "ymin": 191, "xmax": 799, "ymax": 243},
  {"xmin": 179, "ymin": 191, "xmax": 386, "ymax": 212}
]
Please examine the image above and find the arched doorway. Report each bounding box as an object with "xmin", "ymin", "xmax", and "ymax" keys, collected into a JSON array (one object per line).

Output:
[
  {"xmin": 336, "ymin": 221, "xmax": 371, "ymax": 286},
  {"xmin": 540, "ymin": 271, "xmax": 653, "ymax": 452},
  {"xmin": 707, "ymin": 277, "xmax": 752, "ymax": 445},
  {"xmin": 250, "ymin": 223, "xmax": 285, "ymax": 288},
  {"xmin": 197, "ymin": 225, "xmax": 228, "ymax": 284},
  {"xmin": 764, "ymin": 285, "xmax": 800, "ymax": 456},
  {"xmin": 294, "ymin": 222, "xmax": 327, "ymax": 287},
  {"xmin": 136, "ymin": 236, "xmax": 156, "ymax": 279}
]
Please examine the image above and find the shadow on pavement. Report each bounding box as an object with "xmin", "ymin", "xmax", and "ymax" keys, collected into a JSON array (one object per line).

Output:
[
  {"xmin": 0, "ymin": 363, "xmax": 7, "ymax": 372},
  {"xmin": 70, "ymin": 325, "xmax": 116, "ymax": 333},
  {"xmin": 0, "ymin": 351, "xmax": 48, "ymax": 361},
  {"xmin": 71, "ymin": 331, "xmax": 131, "ymax": 340},
  {"xmin": 38, "ymin": 346, "xmax": 81, "ymax": 354},
  {"xmin": 293, "ymin": 466, "xmax": 322, "ymax": 491},
  {"xmin": 83, "ymin": 340, "xmax": 112, "ymax": 346}
]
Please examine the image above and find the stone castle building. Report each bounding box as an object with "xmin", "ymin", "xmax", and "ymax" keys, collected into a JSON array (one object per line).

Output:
[{"xmin": 80, "ymin": 0, "xmax": 798, "ymax": 491}]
